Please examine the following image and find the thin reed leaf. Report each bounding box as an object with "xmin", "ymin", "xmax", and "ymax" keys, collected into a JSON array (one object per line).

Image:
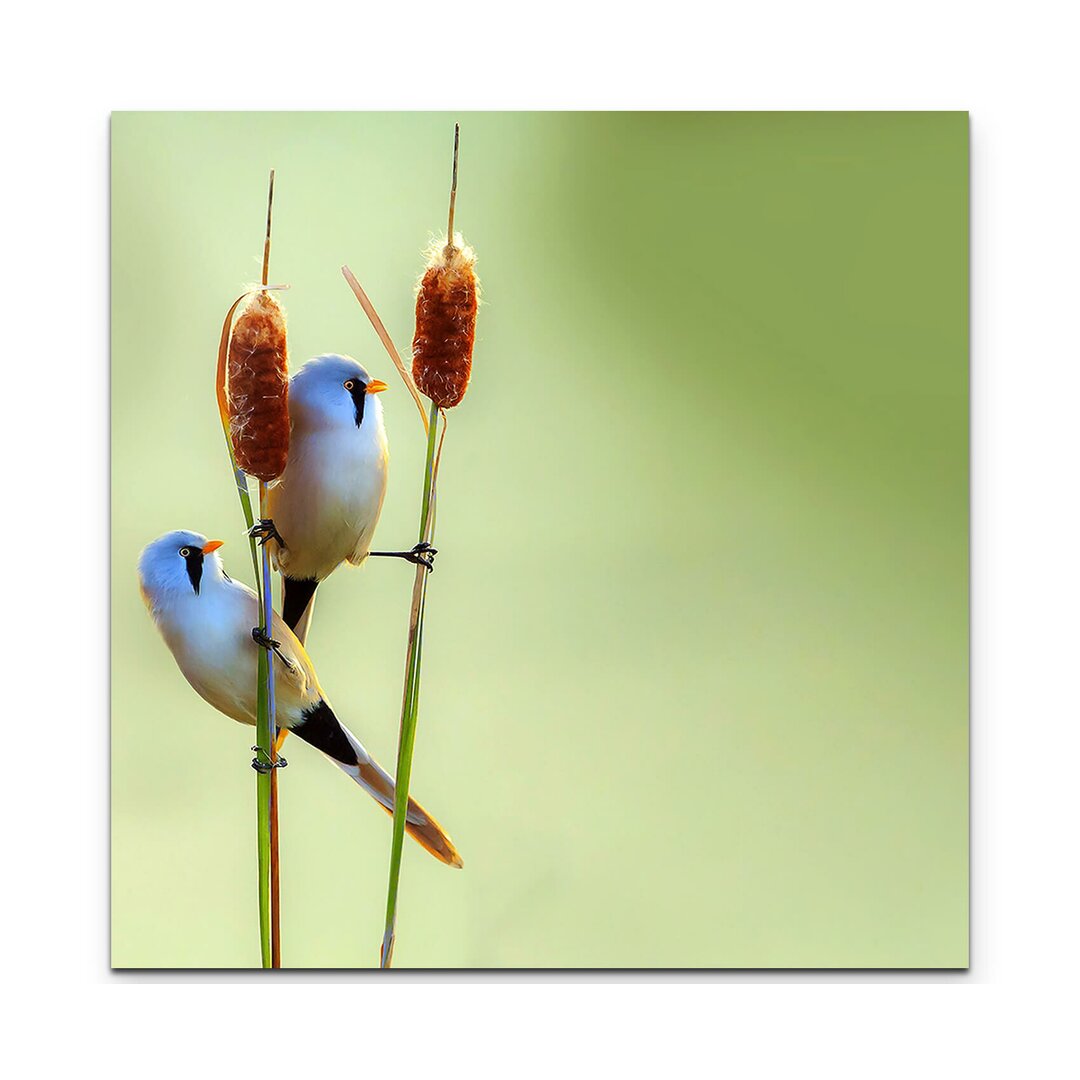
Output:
[
  {"xmin": 381, "ymin": 399, "xmax": 441, "ymax": 967},
  {"xmin": 259, "ymin": 171, "xmax": 283, "ymax": 971}
]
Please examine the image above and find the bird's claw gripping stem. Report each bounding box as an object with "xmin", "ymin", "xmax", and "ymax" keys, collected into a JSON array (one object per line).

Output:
[
  {"xmin": 251, "ymin": 626, "xmax": 280, "ymax": 651},
  {"xmin": 251, "ymin": 626, "xmax": 296, "ymax": 673},
  {"xmin": 251, "ymin": 745, "xmax": 288, "ymax": 774},
  {"xmin": 407, "ymin": 541, "xmax": 437, "ymax": 571},
  {"xmin": 369, "ymin": 540, "xmax": 437, "ymax": 571},
  {"xmin": 249, "ymin": 518, "xmax": 285, "ymax": 548}
]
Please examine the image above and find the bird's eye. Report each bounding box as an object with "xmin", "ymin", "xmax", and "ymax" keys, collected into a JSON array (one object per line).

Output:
[
  {"xmin": 344, "ymin": 380, "xmax": 355, "ymax": 391},
  {"xmin": 179, "ymin": 547, "xmax": 191, "ymax": 558}
]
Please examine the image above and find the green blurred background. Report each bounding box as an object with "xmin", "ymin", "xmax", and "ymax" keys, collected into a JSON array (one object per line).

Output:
[{"xmin": 111, "ymin": 112, "xmax": 968, "ymax": 969}]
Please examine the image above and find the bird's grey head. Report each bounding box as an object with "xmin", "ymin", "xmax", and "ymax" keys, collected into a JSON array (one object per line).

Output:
[
  {"xmin": 289, "ymin": 354, "xmax": 388, "ymax": 431},
  {"xmin": 138, "ymin": 530, "xmax": 226, "ymax": 601}
]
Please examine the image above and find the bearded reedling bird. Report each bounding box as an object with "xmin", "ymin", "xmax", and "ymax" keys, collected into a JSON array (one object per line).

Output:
[
  {"xmin": 137, "ymin": 530, "xmax": 462, "ymax": 867},
  {"xmin": 251, "ymin": 354, "xmax": 435, "ymax": 643}
]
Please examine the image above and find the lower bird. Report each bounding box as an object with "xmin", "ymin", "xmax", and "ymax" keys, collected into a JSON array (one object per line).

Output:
[{"xmin": 137, "ymin": 529, "xmax": 461, "ymax": 868}]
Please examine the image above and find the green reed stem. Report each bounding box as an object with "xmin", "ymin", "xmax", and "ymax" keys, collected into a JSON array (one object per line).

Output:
[
  {"xmin": 256, "ymin": 482, "xmax": 277, "ymax": 970},
  {"xmin": 216, "ymin": 414, "xmax": 274, "ymax": 969},
  {"xmin": 254, "ymin": 611, "xmax": 272, "ymax": 972},
  {"xmin": 381, "ymin": 398, "xmax": 441, "ymax": 968}
]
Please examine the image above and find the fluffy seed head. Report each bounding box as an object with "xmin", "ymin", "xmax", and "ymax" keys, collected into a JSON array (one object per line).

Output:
[
  {"xmin": 411, "ymin": 236, "xmax": 478, "ymax": 409},
  {"xmin": 227, "ymin": 291, "xmax": 290, "ymax": 481}
]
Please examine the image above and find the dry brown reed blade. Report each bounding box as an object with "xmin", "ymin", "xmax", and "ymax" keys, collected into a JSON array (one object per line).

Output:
[{"xmin": 340, "ymin": 265, "xmax": 430, "ymax": 433}]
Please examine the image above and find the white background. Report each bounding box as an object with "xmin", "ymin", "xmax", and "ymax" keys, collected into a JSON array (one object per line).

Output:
[{"xmin": 1, "ymin": 0, "xmax": 1077, "ymax": 1073}]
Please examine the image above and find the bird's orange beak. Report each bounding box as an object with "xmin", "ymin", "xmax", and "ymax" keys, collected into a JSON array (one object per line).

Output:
[
  {"xmin": 202, "ymin": 540, "xmax": 225, "ymax": 554},
  {"xmin": 366, "ymin": 379, "xmax": 389, "ymax": 395}
]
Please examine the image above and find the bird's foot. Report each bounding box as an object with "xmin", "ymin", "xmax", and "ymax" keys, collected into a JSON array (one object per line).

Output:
[
  {"xmin": 248, "ymin": 518, "xmax": 285, "ymax": 548},
  {"xmin": 251, "ymin": 626, "xmax": 280, "ymax": 651},
  {"xmin": 251, "ymin": 745, "xmax": 288, "ymax": 773},
  {"xmin": 251, "ymin": 626, "xmax": 296, "ymax": 673},
  {"xmin": 369, "ymin": 541, "xmax": 437, "ymax": 571},
  {"xmin": 406, "ymin": 541, "xmax": 437, "ymax": 571}
]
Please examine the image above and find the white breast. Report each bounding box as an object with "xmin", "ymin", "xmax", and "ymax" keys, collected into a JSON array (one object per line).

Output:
[
  {"xmin": 268, "ymin": 410, "xmax": 388, "ymax": 581},
  {"xmin": 157, "ymin": 583, "xmax": 261, "ymax": 725},
  {"xmin": 152, "ymin": 577, "xmax": 315, "ymax": 730}
]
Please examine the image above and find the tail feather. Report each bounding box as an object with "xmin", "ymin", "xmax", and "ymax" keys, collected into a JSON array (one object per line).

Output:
[
  {"xmin": 282, "ymin": 576, "xmax": 318, "ymax": 642},
  {"xmin": 291, "ymin": 700, "xmax": 462, "ymax": 868},
  {"xmin": 357, "ymin": 762, "xmax": 463, "ymax": 868}
]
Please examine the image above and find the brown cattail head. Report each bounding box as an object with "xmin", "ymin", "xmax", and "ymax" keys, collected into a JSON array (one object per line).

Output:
[
  {"xmin": 227, "ymin": 290, "xmax": 290, "ymax": 482},
  {"xmin": 411, "ymin": 235, "xmax": 478, "ymax": 409}
]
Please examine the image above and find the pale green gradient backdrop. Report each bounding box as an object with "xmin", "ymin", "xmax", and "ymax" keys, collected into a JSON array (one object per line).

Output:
[{"xmin": 111, "ymin": 112, "xmax": 968, "ymax": 968}]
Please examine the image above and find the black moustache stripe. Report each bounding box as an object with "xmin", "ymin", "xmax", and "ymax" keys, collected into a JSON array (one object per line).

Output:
[
  {"xmin": 348, "ymin": 380, "xmax": 368, "ymax": 427},
  {"xmin": 185, "ymin": 551, "xmax": 205, "ymax": 595}
]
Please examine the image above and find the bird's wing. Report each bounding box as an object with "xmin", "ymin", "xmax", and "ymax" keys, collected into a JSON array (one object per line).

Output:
[
  {"xmin": 345, "ymin": 525, "xmax": 380, "ymax": 565},
  {"xmin": 269, "ymin": 606, "xmax": 323, "ymax": 707},
  {"xmin": 229, "ymin": 579, "xmax": 322, "ymax": 720},
  {"xmin": 345, "ymin": 498, "xmax": 387, "ymax": 565}
]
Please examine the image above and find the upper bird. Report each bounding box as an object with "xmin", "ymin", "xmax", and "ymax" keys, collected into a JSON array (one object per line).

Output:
[
  {"xmin": 255, "ymin": 354, "xmax": 434, "ymax": 642},
  {"xmin": 138, "ymin": 529, "xmax": 461, "ymax": 868}
]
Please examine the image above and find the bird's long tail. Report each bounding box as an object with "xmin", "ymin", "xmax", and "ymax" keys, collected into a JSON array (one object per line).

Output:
[
  {"xmin": 282, "ymin": 575, "xmax": 318, "ymax": 644},
  {"xmin": 290, "ymin": 700, "xmax": 462, "ymax": 868}
]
